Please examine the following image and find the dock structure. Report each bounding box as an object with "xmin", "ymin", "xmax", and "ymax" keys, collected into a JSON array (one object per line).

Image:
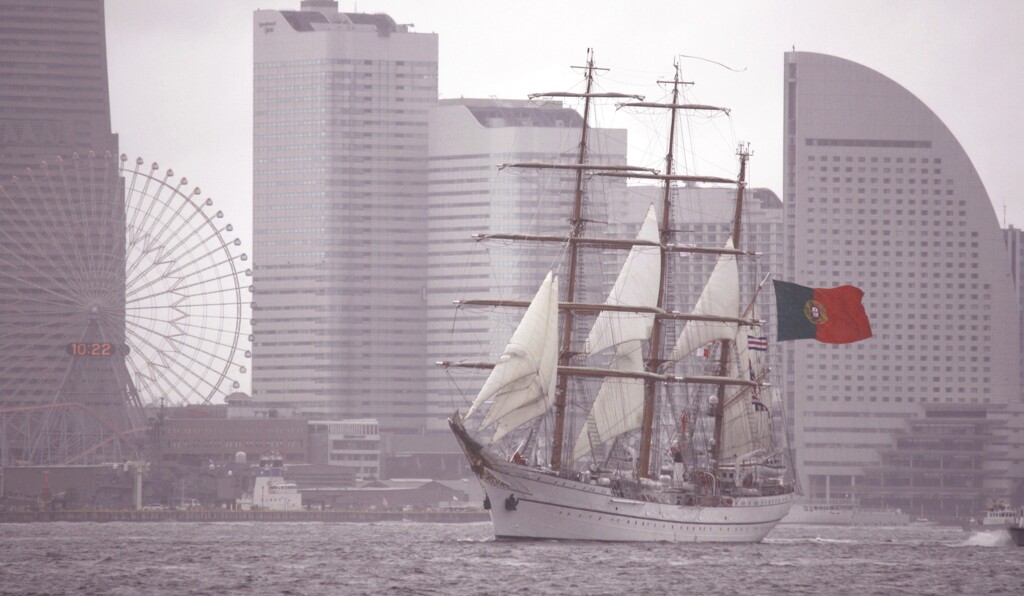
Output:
[{"xmin": 0, "ymin": 509, "xmax": 488, "ymax": 524}]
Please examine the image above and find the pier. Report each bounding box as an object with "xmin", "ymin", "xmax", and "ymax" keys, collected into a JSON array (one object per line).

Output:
[{"xmin": 0, "ymin": 509, "xmax": 489, "ymax": 524}]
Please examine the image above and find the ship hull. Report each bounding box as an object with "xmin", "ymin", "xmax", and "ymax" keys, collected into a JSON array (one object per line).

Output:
[
  {"xmin": 1009, "ymin": 526, "xmax": 1024, "ymax": 547},
  {"xmin": 475, "ymin": 461, "xmax": 792, "ymax": 542},
  {"xmin": 450, "ymin": 410, "xmax": 792, "ymax": 543}
]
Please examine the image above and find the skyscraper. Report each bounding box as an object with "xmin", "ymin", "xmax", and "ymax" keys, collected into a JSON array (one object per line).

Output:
[
  {"xmin": 783, "ymin": 52, "xmax": 1022, "ymax": 514},
  {"xmin": 0, "ymin": 0, "xmax": 117, "ymax": 182},
  {"xmin": 251, "ymin": 1, "xmax": 438, "ymax": 435},
  {"xmin": 0, "ymin": 0, "xmax": 128, "ymax": 464}
]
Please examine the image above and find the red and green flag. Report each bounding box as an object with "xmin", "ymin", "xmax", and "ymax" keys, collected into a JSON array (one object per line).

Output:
[{"xmin": 772, "ymin": 280, "xmax": 872, "ymax": 344}]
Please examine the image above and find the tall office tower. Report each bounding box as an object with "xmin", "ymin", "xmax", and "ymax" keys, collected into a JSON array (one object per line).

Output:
[
  {"xmin": 425, "ymin": 99, "xmax": 628, "ymax": 448},
  {"xmin": 0, "ymin": 0, "xmax": 129, "ymax": 464},
  {"xmin": 252, "ymin": 2, "xmax": 438, "ymax": 436},
  {"xmin": 0, "ymin": 0, "xmax": 117, "ymax": 181},
  {"xmin": 783, "ymin": 52, "xmax": 1023, "ymax": 515}
]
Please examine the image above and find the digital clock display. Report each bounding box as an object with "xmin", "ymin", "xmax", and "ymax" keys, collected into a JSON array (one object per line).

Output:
[{"xmin": 66, "ymin": 342, "xmax": 116, "ymax": 357}]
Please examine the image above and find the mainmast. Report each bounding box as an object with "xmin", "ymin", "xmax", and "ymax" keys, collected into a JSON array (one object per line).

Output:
[
  {"xmin": 637, "ymin": 64, "xmax": 684, "ymax": 478},
  {"xmin": 623, "ymin": 63, "xmax": 733, "ymax": 478}
]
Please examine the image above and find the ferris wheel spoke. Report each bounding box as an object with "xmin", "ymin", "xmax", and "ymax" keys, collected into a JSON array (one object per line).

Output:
[
  {"xmin": 1, "ymin": 183, "xmax": 89, "ymax": 295},
  {"xmin": 147, "ymin": 190, "xmax": 210, "ymax": 260},
  {"xmin": 23, "ymin": 172, "xmax": 92, "ymax": 288},
  {"xmin": 68, "ymin": 155, "xmax": 114, "ymax": 282},
  {"xmin": 0, "ymin": 311, "xmax": 87, "ymax": 345},
  {"xmin": 156, "ymin": 231, "xmax": 240, "ymax": 287},
  {"xmin": 127, "ymin": 329, "xmax": 223, "ymax": 406},
  {"xmin": 126, "ymin": 260, "xmax": 247, "ymax": 307}
]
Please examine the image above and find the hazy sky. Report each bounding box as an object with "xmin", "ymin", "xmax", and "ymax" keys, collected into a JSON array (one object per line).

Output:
[{"xmin": 105, "ymin": 0, "xmax": 1024, "ymax": 255}]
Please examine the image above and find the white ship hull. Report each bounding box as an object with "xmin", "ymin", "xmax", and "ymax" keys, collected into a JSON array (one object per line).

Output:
[
  {"xmin": 481, "ymin": 463, "xmax": 791, "ymax": 542},
  {"xmin": 468, "ymin": 453, "xmax": 792, "ymax": 542}
]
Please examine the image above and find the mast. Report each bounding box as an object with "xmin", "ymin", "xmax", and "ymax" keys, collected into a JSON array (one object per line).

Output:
[
  {"xmin": 621, "ymin": 63, "xmax": 736, "ymax": 478},
  {"xmin": 548, "ymin": 49, "xmax": 599, "ymax": 471},
  {"xmin": 710, "ymin": 147, "xmax": 749, "ymax": 476},
  {"xmin": 636, "ymin": 63, "xmax": 685, "ymax": 478}
]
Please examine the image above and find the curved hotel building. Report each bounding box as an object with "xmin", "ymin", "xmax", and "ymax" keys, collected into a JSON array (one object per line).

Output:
[{"xmin": 783, "ymin": 52, "xmax": 1023, "ymax": 516}]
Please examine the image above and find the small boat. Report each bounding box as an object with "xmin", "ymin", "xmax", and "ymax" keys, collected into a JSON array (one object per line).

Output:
[{"xmin": 977, "ymin": 500, "xmax": 1018, "ymax": 527}]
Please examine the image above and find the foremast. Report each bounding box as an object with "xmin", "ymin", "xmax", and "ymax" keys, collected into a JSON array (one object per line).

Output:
[{"xmin": 510, "ymin": 50, "xmax": 646, "ymax": 472}]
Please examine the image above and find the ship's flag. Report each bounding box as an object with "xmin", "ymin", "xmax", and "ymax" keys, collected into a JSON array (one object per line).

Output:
[
  {"xmin": 772, "ymin": 280, "xmax": 872, "ymax": 344},
  {"xmin": 747, "ymin": 336, "xmax": 768, "ymax": 351}
]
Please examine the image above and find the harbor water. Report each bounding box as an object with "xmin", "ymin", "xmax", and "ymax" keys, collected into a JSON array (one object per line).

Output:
[{"xmin": 0, "ymin": 521, "xmax": 1017, "ymax": 595}]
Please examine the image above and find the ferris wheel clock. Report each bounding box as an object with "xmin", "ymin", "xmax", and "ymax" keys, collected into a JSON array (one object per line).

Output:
[{"xmin": 66, "ymin": 342, "xmax": 117, "ymax": 356}]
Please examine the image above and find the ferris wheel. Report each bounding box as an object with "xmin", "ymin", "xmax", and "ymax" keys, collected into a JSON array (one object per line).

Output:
[{"xmin": 0, "ymin": 152, "xmax": 251, "ymax": 409}]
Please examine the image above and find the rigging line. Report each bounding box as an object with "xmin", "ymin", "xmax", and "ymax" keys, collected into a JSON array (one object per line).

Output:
[{"xmin": 677, "ymin": 54, "xmax": 747, "ymax": 73}]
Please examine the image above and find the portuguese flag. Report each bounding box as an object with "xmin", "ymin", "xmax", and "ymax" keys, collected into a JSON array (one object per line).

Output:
[{"xmin": 772, "ymin": 280, "xmax": 872, "ymax": 344}]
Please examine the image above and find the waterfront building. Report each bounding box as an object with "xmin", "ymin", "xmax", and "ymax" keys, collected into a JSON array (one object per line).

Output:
[
  {"xmin": 782, "ymin": 52, "xmax": 1023, "ymax": 516},
  {"xmin": 251, "ymin": 1, "xmax": 438, "ymax": 435},
  {"xmin": 308, "ymin": 418, "xmax": 381, "ymax": 480}
]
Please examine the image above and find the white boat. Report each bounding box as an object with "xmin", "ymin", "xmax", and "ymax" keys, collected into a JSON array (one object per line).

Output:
[
  {"xmin": 238, "ymin": 453, "xmax": 303, "ymax": 511},
  {"xmin": 442, "ymin": 51, "xmax": 796, "ymax": 543},
  {"xmin": 781, "ymin": 497, "xmax": 909, "ymax": 526},
  {"xmin": 978, "ymin": 500, "xmax": 1018, "ymax": 527}
]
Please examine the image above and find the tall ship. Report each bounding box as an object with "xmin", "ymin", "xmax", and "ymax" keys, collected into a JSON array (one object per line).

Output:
[{"xmin": 441, "ymin": 51, "xmax": 795, "ymax": 542}]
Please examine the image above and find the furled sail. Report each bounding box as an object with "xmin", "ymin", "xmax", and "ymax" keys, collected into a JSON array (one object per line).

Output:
[
  {"xmin": 718, "ymin": 329, "xmax": 773, "ymax": 461},
  {"xmin": 571, "ymin": 340, "xmax": 645, "ymax": 462},
  {"xmin": 668, "ymin": 237, "xmax": 739, "ymax": 363},
  {"xmin": 585, "ymin": 205, "xmax": 661, "ymax": 356},
  {"xmin": 467, "ymin": 272, "xmax": 560, "ymax": 443}
]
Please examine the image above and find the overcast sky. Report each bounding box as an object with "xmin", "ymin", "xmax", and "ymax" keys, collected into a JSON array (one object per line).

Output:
[{"xmin": 105, "ymin": 0, "xmax": 1024, "ymax": 255}]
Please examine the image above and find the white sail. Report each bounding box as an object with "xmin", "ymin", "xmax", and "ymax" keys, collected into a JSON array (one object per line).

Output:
[
  {"xmin": 571, "ymin": 340, "xmax": 645, "ymax": 462},
  {"xmin": 585, "ymin": 205, "xmax": 661, "ymax": 356},
  {"xmin": 468, "ymin": 272, "xmax": 560, "ymax": 443},
  {"xmin": 717, "ymin": 332, "xmax": 755, "ymax": 461},
  {"xmin": 718, "ymin": 327, "xmax": 773, "ymax": 461},
  {"xmin": 668, "ymin": 237, "xmax": 739, "ymax": 362}
]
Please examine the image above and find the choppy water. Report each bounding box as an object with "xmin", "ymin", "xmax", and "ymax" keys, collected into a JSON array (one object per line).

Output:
[{"xmin": 0, "ymin": 521, "xmax": 1018, "ymax": 595}]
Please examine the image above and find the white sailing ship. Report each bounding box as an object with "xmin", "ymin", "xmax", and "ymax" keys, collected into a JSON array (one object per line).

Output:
[{"xmin": 441, "ymin": 51, "xmax": 795, "ymax": 542}]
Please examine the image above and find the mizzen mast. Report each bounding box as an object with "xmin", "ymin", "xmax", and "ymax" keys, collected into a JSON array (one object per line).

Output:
[{"xmin": 710, "ymin": 146, "xmax": 749, "ymax": 473}]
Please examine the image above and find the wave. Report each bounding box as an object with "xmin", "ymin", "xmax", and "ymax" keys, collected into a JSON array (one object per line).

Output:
[{"xmin": 952, "ymin": 529, "xmax": 1013, "ymax": 548}]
